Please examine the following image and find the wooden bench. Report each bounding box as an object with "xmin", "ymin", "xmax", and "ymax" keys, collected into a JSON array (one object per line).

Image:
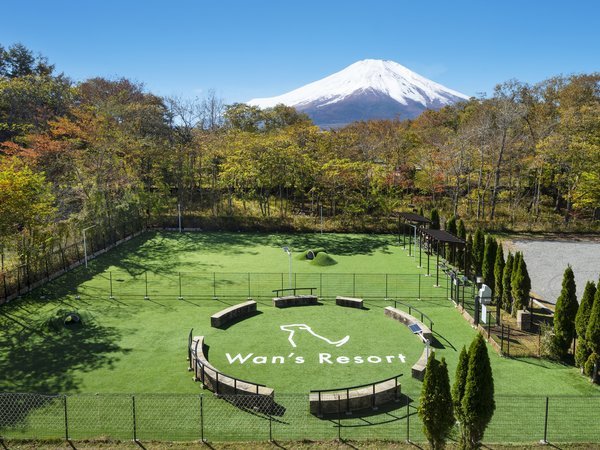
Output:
[
  {"xmin": 210, "ymin": 300, "xmax": 257, "ymax": 328},
  {"xmin": 411, "ymin": 347, "xmax": 434, "ymax": 381},
  {"xmin": 190, "ymin": 336, "xmax": 274, "ymax": 399},
  {"xmin": 384, "ymin": 306, "xmax": 433, "ymax": 341},
  {"xmin": 309, "ymin": 377, "xmax": 401, "ymax": 416},
  {"xmin": 336, "ymin": 296, "xmax": 364, "ymax": 309},
  {"xmin": 272, "ymin": 295, "xmax": 318, "ymax": 308}
]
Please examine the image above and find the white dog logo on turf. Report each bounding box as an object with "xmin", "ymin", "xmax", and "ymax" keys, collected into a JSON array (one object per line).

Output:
[{"xmin": 280, "ymin": 324, "xmax": 350, "ymax": 348}]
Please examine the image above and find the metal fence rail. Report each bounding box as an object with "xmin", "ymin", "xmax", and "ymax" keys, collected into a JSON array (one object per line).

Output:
[{"xmin": 1, "ymin": 393, "xmax": 599, "ymax": 444}]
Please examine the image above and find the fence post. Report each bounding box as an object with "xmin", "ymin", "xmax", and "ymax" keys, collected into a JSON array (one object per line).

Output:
[
  {"xmin": 320, "ymin": 273, "xmax": 323, "ymax": 297},
  {"xmin": 385, "ymin": 273, "xmax": 388, "ymax": 299},
  {"xmin": 63, "ymin": 395, "xmax": 69, "ymax": 441},
  {"xmin": 542, "ymin": 396, "xmax": 549, "ymax": 444},
  {"xmin": 109, "ymin": 271, "xmax": 114, "ymax": 299},
  {"xmin": 269, "ymin": 407, "xmax": 273, "ymax": 441},
  {"xmin": 213, "ymin": 272, "xmax": 217, "ymax": 299},
  {"xmin": 353, "ymin": 274, "xmax": 356, "ymax": 297},
  {"xmin": 406, "ymin": 401, "xmax": 410, "ymax": 442},
  {"xmin": 144, "ymin": 272, "xmax": 149, "ymax": 300},
  {"xmin": 179, "ymin": 272, "xmax": 183, "ymax": 300},
  {"xmin": 200, "ymin": 395, "xmax": 205, "ymax": 442},
  {"xmin": 337, "ymin": 395, "xmax": 341, "ymax": 441},
  {"xmin": 507, "ymin": 326, "xmax": 511, "ymax": 357},
  {"xmin": 132, "ymin": 395, "xmax": 137, "ymax": 441},
  {"xmin": 418, "ymin": 274, "xmax": 421, "ymax": 300},
  {"xmin": 247, "ymin": 273, "xmax": 251, "ymax": 298}
]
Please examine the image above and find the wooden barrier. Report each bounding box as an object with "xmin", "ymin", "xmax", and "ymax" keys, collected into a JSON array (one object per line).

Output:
[
  {"xmin": 272, "ymin": 295, "xmax": 318, "ymax": 308},
  {"xmin": 210, "ymin": 300, "xmax": 257, "ymax": 328},
  {"xmin": 335, "ymin": 296, "xmax": 364, "ymax": 309},
  {"xmin": 309, "ymin": 375, "xmax": 402, "ymax": 416},
  {"xmin": 190, "ymin": 336, "xmax": 274, "ymax": 399},
  {"xmin": 384, "ymin": 306, "xmax": 433, "ymax": 341}
]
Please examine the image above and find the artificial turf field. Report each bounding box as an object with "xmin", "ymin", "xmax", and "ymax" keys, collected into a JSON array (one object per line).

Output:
[{"xmin": 1, "ymin": 231, "xmax": 599, "ymax": 443}]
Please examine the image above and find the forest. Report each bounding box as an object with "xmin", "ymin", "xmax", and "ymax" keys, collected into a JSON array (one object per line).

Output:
[{"xmin": 1, "ymin": 43, "xmax": 599, "ymax": 273}]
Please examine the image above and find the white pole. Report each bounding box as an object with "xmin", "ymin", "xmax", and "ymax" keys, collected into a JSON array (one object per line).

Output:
[
  {"xmin": 320, "ymin": 205, "xmax": 323, "ymax": 234},
  {"xmin": 288, "ymin": 250, "xmax": 292, "ymax": 288},
  {"xmin": 178, "ymin": 203, "xmax": 182, "ymax": 233}
]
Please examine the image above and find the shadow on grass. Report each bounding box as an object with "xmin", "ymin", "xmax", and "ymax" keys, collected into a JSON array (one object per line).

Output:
[
  {"xmin": 318, "ymin": 394, "xmax": 416, "ymax": 427},
  {"xmin": 0, "ymin": 300, "xmax": 128, "ymax": 427}
]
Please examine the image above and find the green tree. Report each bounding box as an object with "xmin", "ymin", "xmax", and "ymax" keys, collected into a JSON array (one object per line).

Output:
[
  {"xmin": 472, "ymin": 228, "xmax": 485, "ymax": 276},
  {"xmin": 482, "ymin": 236, "xmax": 497, "ymax": 292},
  {"xmin": 553, "ymin": 266, "xmax": 579, "ymax": 359},
  {"xmin": 457, "ymin": 219, "xmax": 466, "ymax": 270},
  {"xmin": 430, "ymin": 208, "xmax": 440, "ymax": 230},
  {"xmin": 511, "ymin": 253, "xmax": 531, "ymax": 316},
  {"xmin": 452, "ymin": 346, "xmax": 469, "ymax": 446},
  {"xmin": 419, "ymin": 354, "xmax": 455, "ymax": 449},
  {"xmin": 575, "ymin": 281, "xmax": 596, "ymax": 368},
  {"xmin": 493, "ymin": 243, "xmax": 505, "ymax": 304},
  {"xmin": 461, "ymin": 334, "xmax": 495, "ymax": 448},
  {"xmin": 501, "ymin": 252, "xmax": 514, "ymax": 312},
  {"xmin": 584, "ymin": 281, "xmax": 600, "ymax": 381}
]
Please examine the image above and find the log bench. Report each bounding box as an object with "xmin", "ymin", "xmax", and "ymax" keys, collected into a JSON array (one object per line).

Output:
[
  {"xmin": 190, "ymin": 336, "xmax": 274, "ymax": 399},
  {"xmin": 335, "ymin": 296, "xmax": 364, "ymax": 309},
  {"xmin": 272, "ymin": 295, "xmax": 318, "ymax": 308},
  {"xmin": 384, "ymin": 306, "xmax": 433, "ymax": 341},
  {"xmin": 210, "ymin": 300, "xmax": 257, "ymax": 328},
  {"xmin": 309, "ymin": 377, "xmax": 402, "ymax": 416}
]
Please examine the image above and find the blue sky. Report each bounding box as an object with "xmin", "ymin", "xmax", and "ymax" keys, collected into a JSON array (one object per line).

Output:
[{"xmin": 1, "ymin": 0, "xmax": 599, "ymax": 103}]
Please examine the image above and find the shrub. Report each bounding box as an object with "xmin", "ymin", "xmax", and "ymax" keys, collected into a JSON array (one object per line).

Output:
[{"xmin": 553, "ymin": 266, "xmax": 579, "ymax": 359}]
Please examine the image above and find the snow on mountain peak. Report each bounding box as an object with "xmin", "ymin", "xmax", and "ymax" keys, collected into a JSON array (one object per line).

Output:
[{"xmin": 248, "ymin": 59, "xmax": 469, "ymax": 110}]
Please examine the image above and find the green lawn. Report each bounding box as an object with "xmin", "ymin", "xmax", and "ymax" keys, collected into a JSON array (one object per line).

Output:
[{"xmin": 1, "ymin": 231, "xmax": 599, "ymax": 443}]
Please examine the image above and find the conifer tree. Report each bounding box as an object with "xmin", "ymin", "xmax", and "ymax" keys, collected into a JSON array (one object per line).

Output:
[
  {"xmin": 584, "ymin": 282, "xmax": 600, "ymax": 381},
  {"xmin": 465, "ymin": 233, "xmax": 473, "ymax": 276},
  {"xmin": 419, "ymin": 355, "xmax": 455, "ymax": 449},
  {"xmin": 575, "ymin": 281, "xmax": 596, "ymax": 368},
  {"xmin": 482, "ymin": 236, "xmax": 497, "ymax": 292},
  {"xmin": 461, "ymin": 334, "xmax": 495, "ymax": 448},
  {"xmin": 511, "ymin": 253, "xmax": 531, "ymax": 315},
  {"xmin": 445, "ymin": 216, "xmax": 457, "ymax": 263},
  {"xmin": 553, "ymin": 266, "xmax": 579, "ymax": 359},
  {"xmin": 501, "ymin": 252, "xmax": 514, "ymax": 312},
  {"xmin": 472, "ymin": 228, "xmax": 485, "ymax": 276},
  {"xmin": 452, "ymin": 345, "xmax": 469, "ymax": 445},
  {"xmin": 457, "ymin": 220, "xmax": 466, "ymax": 270},
  {"xmin": 430, "ymin": 208, "xmax": 440, "ymax": 230},
  {"xmin": 493, "ymin": 243, "xmax": 505, "ymax": 304}
]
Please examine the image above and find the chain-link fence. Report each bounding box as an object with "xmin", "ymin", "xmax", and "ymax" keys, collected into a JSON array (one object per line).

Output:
[
  {"xmin": 73, "ymin": 271, "xmax": 459, "ymax": 301},
  {"xmin": 0, "ymin": 216, "xmax": 145, "ymax": 304},
  {"xmin": 1, "ymin": 392, "xmax": 599, "ymax": 444}
]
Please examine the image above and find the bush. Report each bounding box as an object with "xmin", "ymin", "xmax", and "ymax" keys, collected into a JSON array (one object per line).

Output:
[{"xmin": 310, "ymin": 251, "xmax": 337, "ymax": 266}]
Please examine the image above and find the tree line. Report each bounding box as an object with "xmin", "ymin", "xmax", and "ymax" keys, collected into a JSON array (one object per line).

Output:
[{"xmin": 1, "ymin": 43, "xmax": 599, "ymax": 271}]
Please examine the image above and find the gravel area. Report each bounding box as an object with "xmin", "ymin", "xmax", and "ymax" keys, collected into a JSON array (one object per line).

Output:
[{"xmin": 503, "ymin": 237, "xmax": 600, "ymax": 304}]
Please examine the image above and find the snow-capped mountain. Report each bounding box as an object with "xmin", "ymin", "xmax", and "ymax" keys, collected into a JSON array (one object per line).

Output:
[{"xmin": 248, "ymin": 59, "xmax": 469, "ymax": 128}]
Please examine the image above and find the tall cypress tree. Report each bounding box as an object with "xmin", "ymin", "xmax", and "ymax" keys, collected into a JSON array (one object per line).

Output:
[
  {"xmin": 472, "ymin": 228, "xmax": 485, "ymax": 276},
  {"xmin": 445, "ymin": 216, "xmax": 457, "ymax": 263},
  {"xmin": 501, "ymin": 252, "xmax": 514, "ymax": 312},
  {"xmin": 584, "ymin": 281, "xmax": 600, "ymax": 381},
  {"xmin": 575, "ymin": 281, "xmax": 596, "ymax": 368},
  {"xmin": 461, "ymin": 334, "xmax": 495, "ymax": 448},
  {"xmin": 482, "ymin": 236, "xmax": 497, "ymax": 292},
  {"xmin": 494, "ymin": 243, "xmax": 505, "ymax": 304},
  {"xmin": 457, "ymin": 220, "xmax": 466, "ymax": 270},
  {"xmin": 452, "ymin": 346, "xmax": 470, "ymax": 447},
  {"xmin": 419, "ymin": 354, "xmax": 455, "ymax": 450},
  {"xmin": 553, "ymin": 266, "xmax": 579, "ymax": 359},
  {"xmin": 511, "ymin": 253, "xmax": 531, "ymax": 315},
  {"xmin": 430, "ymin": 208, "xmax": 440, "ymax": 230}
]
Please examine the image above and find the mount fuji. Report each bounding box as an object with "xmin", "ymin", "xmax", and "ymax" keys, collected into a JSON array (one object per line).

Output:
[{"xmin": 248, "ymin": 59, "xmax": 469, "ymax": 128}]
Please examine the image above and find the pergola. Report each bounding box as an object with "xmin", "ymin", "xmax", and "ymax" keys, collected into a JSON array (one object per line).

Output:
[
  {"xmin": 418, "ymin": 228, "xmax": 467, "ymax": 286},
  {"xmin": 397, "ymin": 212, "xmax": 432, "ymax": 257}
]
